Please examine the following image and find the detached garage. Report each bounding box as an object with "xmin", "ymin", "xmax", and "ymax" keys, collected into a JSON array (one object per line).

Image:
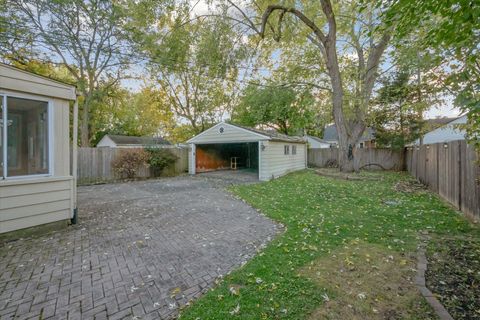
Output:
[{"xmin": 187, "ymin": 122, "xmax": 307, "ymax": 181}]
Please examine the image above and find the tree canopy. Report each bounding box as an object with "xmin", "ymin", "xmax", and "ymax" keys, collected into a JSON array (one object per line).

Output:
[{"xmin": 0, "ymin": 0, "xmax": 477, "ymax": 153}]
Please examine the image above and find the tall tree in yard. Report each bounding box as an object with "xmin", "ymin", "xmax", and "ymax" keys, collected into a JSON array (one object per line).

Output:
[
  {"xmin": 219, "ymin": 0, "xmax": 391, "ymax": 171},
  {"xmin": 385, "ymin": 0, "xmax": 480, "ymax": 148},
  {"xmin": 130, "ymin": 3, "xmax": 248, "ymax": 134},
  {"xmin": 4, "ymin": 0, "xmax": 133, "ymax": 146},
  {"xmin": 232, "ymin": 84, "xmax": 316, "ymax": 135},
  {"xmin": 370, "ymin": 70, "xmax": 425, "ymax": 149}
]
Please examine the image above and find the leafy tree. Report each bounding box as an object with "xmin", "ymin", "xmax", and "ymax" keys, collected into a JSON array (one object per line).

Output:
[
  {"xmin": 232, "ymin": 84, "xmax": 315, "ymax": 135},
  {"xmin": 370, "ymin": 53, "xmax": 443, "ymax": 149},
  {"xmin": 385, "ymin": 0, "xmax": 480, "ymax": 147},
  {"xmin": 91, "ymin": 86, "xmax": 174, "ymax": 145},
  {"xmin": 370, "ymin": 71, "xmax": 424, "ymax": 149},
  {"xmin": 216, "ymin": 0, "xmax": 392, "ymax": 171},
  {"xmin": 3, "ymin": 56, "xmax": 76, "ymax": 86},
  {"xmin": 5, "ymin": 0, "xmax": 134, "ymax": 146},
  {"xmin": 164, "ymin": 124, "xmax": 198, "ymax": 144},
  {"xmin": 130, "ymin": 2, "xmax": 247, "ymax": 134}
]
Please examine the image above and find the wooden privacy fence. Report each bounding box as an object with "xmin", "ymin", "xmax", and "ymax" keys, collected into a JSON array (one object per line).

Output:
[
  {"xmin": 75, "ymin": 147, "xmax": 189, "ymax": 184},
  {"xmin": 308, "ymin": 148, "xmax": 405, "ymax": 171},
  {"xmin": 406, "ymin": 140, "xmax": 480, "ymax": 219}
]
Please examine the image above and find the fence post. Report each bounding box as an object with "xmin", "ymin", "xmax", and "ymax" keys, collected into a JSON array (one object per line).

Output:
[{"xmin": 458, "ymin": 141, "xmax": 462, "ymax": 210}]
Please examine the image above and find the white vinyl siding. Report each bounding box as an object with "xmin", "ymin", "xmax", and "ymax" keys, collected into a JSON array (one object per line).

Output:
[
  {"xmin": 421, "ymin": 115, "xmax": 467, "ymax": 145},
  {"xmin": 259, "ymin": 141, "xmax": 306, "ymax": 181},
  {"xmin": 188, "ymin": 122, "xmax": 306, "ymax": 181},
  {"xmin": 188, "ymin": 123, "xmax": 269, "ymax": 144},
  {"xmin": 96, "ymin": 135, "xmax": 117, "ymax": 148}
]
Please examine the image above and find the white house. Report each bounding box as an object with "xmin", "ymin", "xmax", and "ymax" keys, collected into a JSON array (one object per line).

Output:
[
  {"xmin": 415, "ymin": 115, "xmax": 467, "ymax": 145},
  {"xmin": 0, "ymin": 63, "xmax": 78, "ymax": 235},
  {"xmin": 305, "ymin": 135, "xmax": 331, "ymax": 149},
  {"xmin": 97, "ymin": 134, "xmax": 171, "ymax": 148},
  {"xmin": 323, "ymin": 124, "xmax": 376, "ymax": 148},
  {"xmin": 187, "ymin": 122, "xmax": 307, "ymax": 181}
]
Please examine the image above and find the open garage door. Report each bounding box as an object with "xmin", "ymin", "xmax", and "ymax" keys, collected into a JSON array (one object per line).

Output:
[{"xmin": 195, "ymin": 142, "xmax": 258, "ymax": 173}]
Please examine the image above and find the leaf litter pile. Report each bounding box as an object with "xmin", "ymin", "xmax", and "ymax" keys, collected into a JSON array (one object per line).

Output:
[
  {"xmin": 426, "ymin": 237, "xmax": 480, "ymax": 319},
  {"xmin": 180, "ymin": 171, "xmax": 478, "ymax": 319}
]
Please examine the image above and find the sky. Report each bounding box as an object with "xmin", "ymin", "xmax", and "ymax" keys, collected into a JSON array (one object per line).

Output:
[{"xmin": 424, "ymin": 102, "xmax": 461, "ymax": 119}]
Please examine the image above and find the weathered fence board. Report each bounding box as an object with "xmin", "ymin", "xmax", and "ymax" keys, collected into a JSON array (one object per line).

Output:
[
  {"xmin": 307, "ymin": 148, "xmax": 404, "ymax": 171},
  {"xmin": 74, "ymin": 147, "xmax": 189, "ymax": 184},
  {"xmin": 406, "ymin": 140, "xmax": 480, "ymax": 219}
]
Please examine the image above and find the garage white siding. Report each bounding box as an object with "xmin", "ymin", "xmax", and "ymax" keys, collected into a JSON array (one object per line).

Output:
[
  {"xmin": 188, "ymin": 122, "xmax": 307, "ymax": 181},
  {"xmin": 188, "ymin": 123, "xmax": 268, "ymax": 144},
  {"xmin": 259, "ymin": 141, "xmax": 306, "ymax": 181}
]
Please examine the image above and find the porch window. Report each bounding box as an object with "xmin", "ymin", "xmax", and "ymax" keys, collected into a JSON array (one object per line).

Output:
[
  {"xmin": 1, "ymin": 95, "xmax": 50, "ymax": 178},
  {"xmin": 284, "ymin": 145, "xmax": 290, "ymax": 155},
  {"xmin": 292, "ymin": 145, "xmax": 297, "ymax": 155}
]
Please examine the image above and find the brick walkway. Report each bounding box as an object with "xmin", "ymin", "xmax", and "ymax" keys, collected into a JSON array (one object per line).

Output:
[{"xmin": 0, "ymin": 174, "xmax": 278, "ymax": 319}]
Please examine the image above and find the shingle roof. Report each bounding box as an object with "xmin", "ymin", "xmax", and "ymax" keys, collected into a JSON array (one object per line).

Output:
[
  {"xmin": 322, "ymin": 124, "xmax": 375, "ymax": 142},
  {"xmin": 322, "ymin": 125, "xmax": 338, "ymax": 141},
  {"xmin": 306, "ymin": 135, "xmax": 330, "ymax": 144},
  {"xmin": 107, "ymin": 134, "xmax": 171, "ymax": 146},
  {"xmin": 425, "ymin": 117, "xmax": 457, "ymax": 126},
  {"xmin": 233, "ymin": 124, "xmax": 306, "ymax": 143}
]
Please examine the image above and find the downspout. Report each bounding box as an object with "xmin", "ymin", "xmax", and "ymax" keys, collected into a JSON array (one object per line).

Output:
[{"xmin": 71, "ymin": 96, "xmax": 79, "ymax": 224}]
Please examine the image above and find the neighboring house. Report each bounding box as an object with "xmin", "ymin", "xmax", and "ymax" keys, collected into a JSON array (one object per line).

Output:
[
  {"xmin": 97, "ymin": 134, "xmax": 171, "ymax": 148},
  {"xmin": 414, "ymin": 115, "xmax": 467, "ymax": 145},
  {"xmin": 323, "ymin": 124, "xmax": 376, "ymax": 148},
  {"xmin": 305, "ymin": 135, "xmax": 331, "ymax": 149},
  {"xmin": 187, "ymin": 122, "xmax": 307, "ymax": 181},
  {"xmin": 0, "ymin": 63, "xmax": 78, "ymax": 234},
  {"xmin": 423, "ymin": 117, "xmax": 457, "ymax": 132}
]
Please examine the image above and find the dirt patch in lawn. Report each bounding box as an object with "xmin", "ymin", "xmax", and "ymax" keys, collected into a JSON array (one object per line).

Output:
[
  {"xmin": 393, "ymin": 180, "xmax": 427, "ymax": 194},
  {"xmin": 426, "ymin": 236, "xmax": 480, "ymax": 320},
  {"xmin": 314, "ymin": 168, "xmax": 382, "ymax": 181},
  {"xmin": 299, "ymin": 242, "xmax": 436, "ymax": 320}
]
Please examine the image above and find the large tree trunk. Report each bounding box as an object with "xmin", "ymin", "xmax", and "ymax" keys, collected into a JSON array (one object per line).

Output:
[
  {"xmin": 80, "ymin": 95, "xmax": 91, "ymax": 147},
  {"xmin": 80, "ymin": 106, "xmax": 89, "ymax": 147},
  {"xmin": 324, "ymin": 41, "xmax": 361, "ymax": 172},
  {"xmin": 255, "ymin": 1, "xmax": 389, "ymax": 173}
]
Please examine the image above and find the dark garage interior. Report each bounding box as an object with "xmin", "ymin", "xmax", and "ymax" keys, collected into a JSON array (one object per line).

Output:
[{"xmin": 196, "ymin": 142, "xmax": 258, "ymax": 173}]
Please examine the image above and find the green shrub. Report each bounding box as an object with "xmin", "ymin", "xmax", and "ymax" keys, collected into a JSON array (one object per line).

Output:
[
  {"xmin": 145, "ymin": 147, "xmax": 178, "ymax": 177},
  {"xmin": 111, "ymin": 149, "xmax": 150, "ymax": 179}
]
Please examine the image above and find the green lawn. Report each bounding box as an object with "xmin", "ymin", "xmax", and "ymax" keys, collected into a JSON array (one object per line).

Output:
[{"xmin": 180, "ymin": 170, "xmax": 479, "ymax": 319}]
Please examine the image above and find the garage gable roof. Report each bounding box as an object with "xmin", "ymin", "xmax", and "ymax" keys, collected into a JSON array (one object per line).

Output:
[{"xmin": 187, "ymin": 122, "xmax": 306, "ymax": 144}]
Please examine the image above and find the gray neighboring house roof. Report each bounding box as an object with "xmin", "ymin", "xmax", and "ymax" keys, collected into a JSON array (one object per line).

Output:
[
  {"xmin": 306, "ymin": 135, "xmax": 330, "ymax": 144},
  {"xmin": 233, "ymin": 124, "xmax": 306, "ymax": 143},
  {"xmin": 322, "ymin": 124, "xmax": 376, "ymax": 142},
  {"xmin": 103, "ymin": 134, "xmax": 171, "ymax": 147}
]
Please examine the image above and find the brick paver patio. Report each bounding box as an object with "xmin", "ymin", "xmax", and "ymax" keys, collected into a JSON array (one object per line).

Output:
[{"xmin": 0, "ymin": 174, "xmax": 278, "ymax": 319}]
